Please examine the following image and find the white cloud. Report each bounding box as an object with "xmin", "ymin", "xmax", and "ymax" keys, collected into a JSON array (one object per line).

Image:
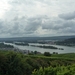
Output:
[
  {"xmin": 0, "ymin": 0, "xmax": 11, "ymax": 19},
  {"xmin": 59, "ymin": 11, "xmax": 75, "ymax": 20}
]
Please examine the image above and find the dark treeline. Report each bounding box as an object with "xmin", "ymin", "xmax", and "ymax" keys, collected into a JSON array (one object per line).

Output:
[
  {"xmin": 14, "ymin": 42, "xmax": 29, "ymax": 46},
  {"xmin": 56, "ymin": 38, "xmax": 75, "ymax": 46},
  {"xmin": 0, "ymin": 43, "xmax": 14, "ymax": 48},
  {"xmin": 30, "ymin": 45, "xmax": 58, "ymax": 49}
]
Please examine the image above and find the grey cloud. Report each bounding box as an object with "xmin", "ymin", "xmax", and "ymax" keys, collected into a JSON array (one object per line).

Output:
[
  {"xmin": 64, "ymin": 28, "xmax": 75, "ymax": 33},
  {"xmin": 13, "ymin": 16, "xmax": 19, "ymax": 21},
  {"xmin": 59, "ymin": 11, "xmax": 75, "ymax": 20},
  {"xmin": 0, "ymin": 21, "xmax": 4, "ymax": 28},
  {"xmin": 42, "ymin": 18, "xmax": 64, "ymax": 30},
  {"xmin": 59, "ymin": 21, "xmax": 75, "ymax": 33},
  {"xmin": 0, "ymin": 20, "xmax": 10, "ymax": 34},
  {"xmin": 24, "ymin": 17, "xmax": 42, "ymax": 32},
  {"xmin": 28, "ymin": 15, "xmax": 48, "ymax": 21},
  {"xmin": 1, "ymin": 16, "xmax": 44, "ymax": 36},
  {"xmin": 1, "ymin": 14, "xmax": 75, "ymax": 37},
  {"xmin": 24, "ymin": 15, "xmax": 48, "ymax": 32},
  {"xmin": 57, "ymin": 27, "xmax": 75, "ymax": 35},
  {"xmin": 63, "ymin": 21, "xmax": 75, "ymax": 27},
  {"xmin": 42, "ymin": 17, "xmax": 75, "ymax": 35}
]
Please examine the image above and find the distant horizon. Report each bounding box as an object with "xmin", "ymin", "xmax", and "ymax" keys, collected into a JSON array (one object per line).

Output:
[{"xmin": 0, "ymin": 35, "xmax": 75, "ymax": 39}]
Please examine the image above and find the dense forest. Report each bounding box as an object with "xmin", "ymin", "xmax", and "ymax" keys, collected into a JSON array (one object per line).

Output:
[
  {"xmin": 56, "ymin": 38, "xmax": 75, "ymax": 46},
  {"xmin": 0, "ymin": 50, "xmax": 75, "ymax": 75},
  {"xmin": 0, "ymin": 43, "xmax": 14, "ymax": 48}
]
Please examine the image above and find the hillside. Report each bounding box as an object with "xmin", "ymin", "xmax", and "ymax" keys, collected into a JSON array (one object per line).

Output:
[
  {"xmin": 56, "ymin": 37, "xmax": 75, "ymax": 46},
  {"xmin": 0, "ymin": 50, "xmax": 75, "ymax": 75}
]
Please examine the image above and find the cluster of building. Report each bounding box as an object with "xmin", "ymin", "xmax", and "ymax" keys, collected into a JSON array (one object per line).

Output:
[{"xmin": 37, "ymin": 40, "xmax": 57, "ymax": 45}]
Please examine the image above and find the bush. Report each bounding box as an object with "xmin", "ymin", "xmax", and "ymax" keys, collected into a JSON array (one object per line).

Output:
[
  {"xmin": 32, "ymin": 65, "xmax": 75, "ymax": 75},
  {"xmin": 44, "ymin": 52, "xmax": 51, "ymax": 56}
]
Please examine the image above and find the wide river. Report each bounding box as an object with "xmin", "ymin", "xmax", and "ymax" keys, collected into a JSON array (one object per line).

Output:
[{"xmin": 4, "ymin": 43, "xmax": 75, "ymax": 54}]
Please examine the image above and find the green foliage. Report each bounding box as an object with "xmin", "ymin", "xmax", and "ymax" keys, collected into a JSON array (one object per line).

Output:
[
  {"xmin": 51, "ymin": 53, "xmax": 75, "ymax": 59},
  {"xmin": 32, "ymin": 65, "xmax": 75, "ymax": 75},
  {"xmin": 1, "ymin": 50, "xmax": 75, "ymax": 75},
  {"xmin": 0, "ymin": 51, "xmax": 50, "ymax": 75},
  {"xmin": 34, "ymin": 51, "xmax": 38, "ymax": 54},
  {"xmin": 0, "ymin": 53, "xmax": 8, "ymax": 75},
  {"xmin": 44, "ymin": 52, "xmax": 51, "ymax": 56},
  {"xmin": 32, "ymin": 67, "xmax": 57, "ymax": 75},
  {"xmin": 0, "ymin": 51, "xmax": 25, "ymax": 75},
  {"xmin": 0, "ymin": 43, "xmax": 14, "ymax": 48}
]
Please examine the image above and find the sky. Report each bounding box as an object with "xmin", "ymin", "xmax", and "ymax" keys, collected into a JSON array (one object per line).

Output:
[{"xmin": 0, "ymin": 0, "xmax": 75, "ymax": 38}]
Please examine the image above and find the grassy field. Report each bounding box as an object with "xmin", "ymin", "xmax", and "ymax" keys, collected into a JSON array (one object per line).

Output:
[{"xmin": 26, "ymin": 53, "xmax": 75, "ymax": 60}]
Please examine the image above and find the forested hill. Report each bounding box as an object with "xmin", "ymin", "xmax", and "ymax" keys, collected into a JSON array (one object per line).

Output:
[
  {"xmin": 64, "ymin": 38, "xmax": 75, "ymax": 43},
  {"xmin": 56, "ymin": 37, "xmax": 75, "ymax": 46},
  {"xmin": 1, "ymin": 50, "xmax": 75, "ymax": 75},
  {"xmin": 0, "ymin": 35, "xmax": 75, "ymax": 42}
]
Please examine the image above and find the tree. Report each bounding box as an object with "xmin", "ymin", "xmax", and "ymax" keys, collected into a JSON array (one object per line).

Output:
[{"xmin": 44, "ymin": 52, "xmax": 51, "ymax": 56}]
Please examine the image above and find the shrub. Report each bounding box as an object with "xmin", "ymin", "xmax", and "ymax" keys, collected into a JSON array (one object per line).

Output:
[{"xmin": 44, "ymin": 52, "xmax": 51, "ymax": 56}]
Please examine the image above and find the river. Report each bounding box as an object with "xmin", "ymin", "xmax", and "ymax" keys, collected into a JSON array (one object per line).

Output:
[{"xmin": 4, "ymin": 42, "xmax": 75, "ymax": 54}]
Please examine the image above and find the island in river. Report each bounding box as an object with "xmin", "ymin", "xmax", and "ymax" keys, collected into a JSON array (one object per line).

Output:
[
  {"xmin": 14, "ymin": 42, "xmax": 29, "ymax": 46},
  {"xmin": 13, "ymin": 42, "xmax": 64, "ymax": 50},
  {"xmin": 30, "ymin": 45, "xmax": 64, "ymax": 50}
]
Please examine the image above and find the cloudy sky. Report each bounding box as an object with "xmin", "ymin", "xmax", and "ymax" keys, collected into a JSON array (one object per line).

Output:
[{"xmin": 0, "ymin": 0, "xmax": 75, "ymax": 38}]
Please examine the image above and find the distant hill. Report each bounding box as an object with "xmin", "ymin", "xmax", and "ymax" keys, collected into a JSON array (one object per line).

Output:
[
  {"xmin": 56, "ymin": 37, "xmax": 75, "ymax": 46},
  {"xmin": 64, "ymin": 38, "xmax": 75, "ymax": 43},
  {"xmin": 0, "ymin": 35, "xmax": 75, "ymax": 42}
]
